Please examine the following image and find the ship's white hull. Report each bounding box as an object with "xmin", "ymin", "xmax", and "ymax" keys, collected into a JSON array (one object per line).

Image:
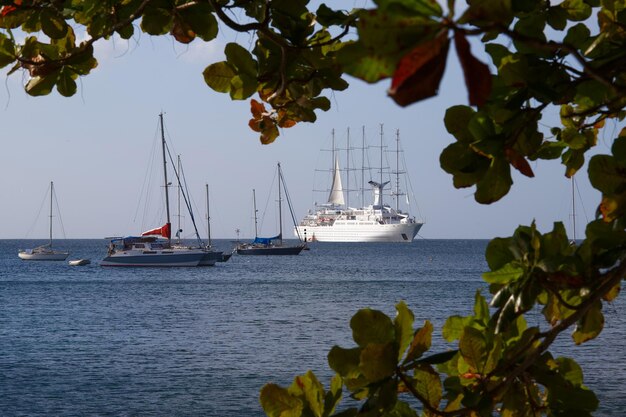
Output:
[{"xmin": 295, "ymin": 221, "xmax": 422, "ymax": 243}]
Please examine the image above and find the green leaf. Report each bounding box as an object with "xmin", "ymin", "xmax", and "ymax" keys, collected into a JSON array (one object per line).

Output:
[
  {"xmin": 350, "ymin": 308, "xmax": 395, "ymax": 347},
  {"xmin": 288, "ymin": 371, "xmax": 324, "ymax": 417},
  {"xmin": 536, "ymin": 141, "xmax": 566, "ymax": 160},
  {"xmin": 556, "ymin": 357, "xmax": 583, "ymax": 387},
  {"xmin": 25, "ymin": 69, "xmax": 61, "ymax": 96},
  {"xmin": 412, "ymin": 365, "xmax": 442, "ymax": 408},
  {"xmin": 328, "ymin": 346, "xmax": 361, "ymax": 377},
  {"xmin": 403, "ymin": 320, "xmax": 432, "ymax": 364},
  {"xmin": 387, "ymin": 400, "xmax": 419, "ymax": 417},
  {"xmin": 572, "ymin": 301, "xmax": 604, "ymax": 344},
  {"xmin": 560, "ymin": 0, "xmax": 592, "ymax": 21},
  {"xmin": 56, "ymin": 68, "xmax": 77, "ymax": 97},
  {"xmin": 141, "ymin": 7, "xmax": 173, "ymax": 36},
  {"xmin": 612, "ymin": 133, "xmax": 626, "ymax": 162},
  {"xmin": 588, "ymin": 155, "xmax": 626, "ymax": 194},
  {"xmin": 0, "ymin": 34, "xmax": 16, "ymax": 69},
  {"xmin": 483, "ymin": 335, "xmax": 502, "ymax": 374},
  {"xmin": 444, "ymin": 105, "xmax": 475, "ymax": 143},
  {"xmin": 203, "ymin": 61, "xmax": 236, "ymax": 93},
  {"xmin": 468, "ymin": 112, "xmax": 496, "ymax": 142},
  {"xmin": 482, "ymin": 263, "xmax": 524, "ymax": 284},
  {"xmin": 323, "ymin": 374, "xmax": 343, "ymax": 416},
  {"xmin": 459, "ymin": 0, "xmax": 514, "ymax": 25},
  {"xmin": 259, "ymin": 383, "xmax": 303, "ymax": 417},
  {"xmin": 564, "ymin": 23, "xmax": 591, "ymax": 49},
  {"xmin": 475, "ymin": 157, "xmax": 512, "ymax": 204},
  {"xmin": 459, "ymin": 327, "xmax": 487, "ymax": 372},
  {"xmin": 442, "ymin": 315, "xmax": 470, "ymax": 342},
  {"xmin": 40, "ymin": 9, "xmax": 68, "ymax": 39},
  {"xmin": 485, "ymin": 237, "xmax": 516, "ymax": 270},
  {"xmin": 473, "ymin": 291, "xmax": 490, "ymax": 325},
  {"xmin": 225, "ymin": 43, "xmax": 258, "ymax": 78},
  {"xmin": 316, "ymin": 4, "xmax": 350, "ymax": 26},
  {"xmin": 178, "ymin": 3, "xmax": 218, "ymax": 42},
  {"xmin": 230, "ymin": 74, "xmax": 257, "ymax": 100},
  {"xmin": 359, "ymin": 343, "xmax": 397, "ymax": 382},
  {"xmin": 547, "ymin": 5, "xmax": 568, "ymax": 30},
  {"xmin": 394, "ymin": 301, "xmax": 414, "ymax": 360}
]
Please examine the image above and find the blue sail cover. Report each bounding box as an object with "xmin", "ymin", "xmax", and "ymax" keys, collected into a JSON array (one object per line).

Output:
[{"xmin": 252, "ymin": 234, "xmax": 281, "ymax": 245}]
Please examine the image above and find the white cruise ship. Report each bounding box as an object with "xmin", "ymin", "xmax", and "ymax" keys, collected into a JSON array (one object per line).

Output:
[{"xmin": 295, "ymin": 127, "xmax": 424, "ymax": 243}]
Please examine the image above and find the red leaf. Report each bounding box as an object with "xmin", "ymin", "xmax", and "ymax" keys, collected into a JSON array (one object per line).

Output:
[
  {"xmin": 1, "ymin": 0, "xmax": 21, "ymax": 16},
  {"xmin": 505, "ymin": 148, "xmax": 534, "ymax": 178},
  {"xmin": 250, "ymin": 99, "xmax": 265, "ymax": 119},
  {"xmin": 454, "ymin": 31, "xmax": 492, "ymax": 107},
  {"xmin": 388, "ymin": 32, "xmax": 450, "ymax": 107},
  {"xmin": 170, "ymin": 19, "xmax": 195, "ymax": 44}
]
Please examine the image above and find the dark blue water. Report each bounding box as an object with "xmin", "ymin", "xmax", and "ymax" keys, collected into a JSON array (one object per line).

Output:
[{"xmin": 1, "ymin": 239, "xmax": 624, "ymax": 416}]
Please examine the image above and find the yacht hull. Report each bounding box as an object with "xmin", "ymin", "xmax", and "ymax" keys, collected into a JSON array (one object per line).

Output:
[
  {"xmin": 18, "ymin": 250, "xmax": 69, "ymax": 261},
  {"xmin": 100, "ymin": 251, "xmax": 204, "ymax": 267},
  {"xmin": 236, "ymin": 244, "xmax": 305, "ymax": 255}
]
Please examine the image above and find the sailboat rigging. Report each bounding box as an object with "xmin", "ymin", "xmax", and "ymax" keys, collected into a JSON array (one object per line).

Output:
[
  {"xmin": 18, "ymin": 181, "xmax": 69, "ymax": 261},
  {"xmin": 236, "ymin": 163, "xmax": 306, "ymax": 255},
  {"xmin": 101, "ymin": 113, "xmax": 207, "ymax": 267}
]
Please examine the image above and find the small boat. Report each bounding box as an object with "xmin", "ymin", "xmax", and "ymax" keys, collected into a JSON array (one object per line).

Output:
[
  {"xmin": 236, "ymin": 163, "xmax": 306, "ymax": 256},
  {"xmin": 69, "ymin": 259, "xmax": 91, "ymax": 266},
  {"xmin": 101, "ymin": 113, "xmax": 206, "ymax": 267},
  {"xmin": 18, "ymin": 181, "xmax": 69, "ymax": 261}
]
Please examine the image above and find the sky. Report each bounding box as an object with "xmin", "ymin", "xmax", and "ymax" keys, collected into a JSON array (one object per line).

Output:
[{"xmin": 0, "ymin": 8, "xmax": 616, "ymax": 241}]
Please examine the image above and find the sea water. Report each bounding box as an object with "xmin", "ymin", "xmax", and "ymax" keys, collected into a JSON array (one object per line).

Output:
[{"xmin": 0, "ymin": 239, "xmax": 624, "ymax": 416}]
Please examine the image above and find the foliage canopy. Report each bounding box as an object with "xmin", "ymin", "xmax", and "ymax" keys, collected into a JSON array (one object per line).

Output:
[{"xmin": 2, "ymin": 0, "xmax": 625, "ymax": 415}]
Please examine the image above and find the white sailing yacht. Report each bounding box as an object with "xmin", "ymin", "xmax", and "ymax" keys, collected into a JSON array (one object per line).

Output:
[
  {"xmin": 295, "ymin": 127, "xmax": 424, "ymax": 243},
  {"xmin": 101, "ymin": 113, "xmax": 206, "ymax": 267},
  {"xmin": 18, "ymin": 181, "xmax": 70, "ymax": 261}
]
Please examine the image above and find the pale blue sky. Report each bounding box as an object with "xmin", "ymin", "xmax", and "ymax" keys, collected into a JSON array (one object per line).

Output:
[{"xmin": 1, "ymin": 9, "xmax": 612, "ymax": 241}]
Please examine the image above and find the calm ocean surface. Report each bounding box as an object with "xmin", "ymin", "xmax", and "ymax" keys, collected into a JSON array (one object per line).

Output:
[{"xmin": 1, "ymin": 239, "xmax": 624, "ymax": 416}]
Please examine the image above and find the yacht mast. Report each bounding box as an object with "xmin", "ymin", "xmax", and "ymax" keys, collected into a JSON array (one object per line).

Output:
[
  {"xmin": 159, "ymin": 112, "xmax": 172, "ymax": 244},
  {"xmin": 206, "ymin": 183, "xmax": 212, "ymax": 248},
  {"xmin": 278, "ymin": 163, "xmax": 283, "ymax": 246},
  {"xmin": 253, "ymin": 189, "xmax": 258, "ymax": 239},
  {"xmin": 379, "ymin": 124, "xmax": 384, "ymax": 208},
  {"xmin": 177, "ymin": 155, "xmax": 182, "ymax": 243},
  {"xmin": 49, "ymin": 181, "xmax": 53, "ymax": 247},
  {"xmin": 572, "ymin": 176, "xmax": 576, "ymax": 242}
]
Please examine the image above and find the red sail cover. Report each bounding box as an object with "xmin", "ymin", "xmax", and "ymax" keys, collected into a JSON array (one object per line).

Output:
[{"xmin": 141, "ymin": 223, "xmax": 171, "ymax": 239}]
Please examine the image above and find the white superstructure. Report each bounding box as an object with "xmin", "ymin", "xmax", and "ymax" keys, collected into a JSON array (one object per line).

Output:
[{"xmin": 295, "ymin": 127, "xmax": 424, "ymax": 243}]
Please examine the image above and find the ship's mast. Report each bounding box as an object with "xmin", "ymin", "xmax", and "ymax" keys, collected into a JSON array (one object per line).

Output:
[
  {"xmin": 395, "ymin": 129, "xmax": 400, "ymax": 212},
  {"xmin": 346, "ymin": 127, "xmax": 350, "ymax": 209},
  {"xmin": 361, "ymin": 126, "xmax": 365, "ymax": 208}
]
